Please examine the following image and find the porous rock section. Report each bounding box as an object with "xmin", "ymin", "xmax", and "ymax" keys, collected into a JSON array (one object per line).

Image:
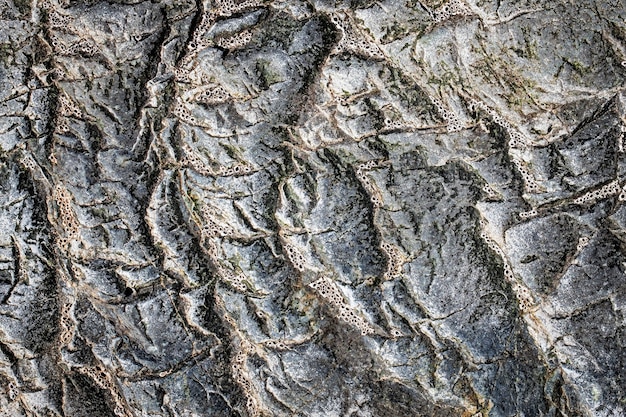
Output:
[{"xmin": 0, "ymin": 0, "xmax": 625, "ymax": 415}]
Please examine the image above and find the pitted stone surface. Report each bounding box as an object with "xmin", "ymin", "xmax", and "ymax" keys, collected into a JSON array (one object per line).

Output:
[{"xmin": 0, "ymin": 0, "xmax": 625, "ymax": 416}]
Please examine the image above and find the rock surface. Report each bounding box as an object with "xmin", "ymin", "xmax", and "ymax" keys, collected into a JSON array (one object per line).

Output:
[{"xmin": 0, "ymin": 0, "xmax": 625, "ymax": 415}]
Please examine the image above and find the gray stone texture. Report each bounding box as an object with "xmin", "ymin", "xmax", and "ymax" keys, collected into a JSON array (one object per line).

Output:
[{"xmin": 0, "ymin": 0, "xmax": 625, "ymax": 415}]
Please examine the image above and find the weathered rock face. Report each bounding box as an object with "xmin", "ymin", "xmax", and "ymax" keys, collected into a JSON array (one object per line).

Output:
[{"xmin": 0, "ymin": 0, "xmax": 625, "ymax": 415}]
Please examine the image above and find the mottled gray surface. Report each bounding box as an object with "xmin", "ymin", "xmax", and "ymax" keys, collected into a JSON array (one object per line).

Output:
[{"xmin": 0, "ymin": 0, "xmax": 625, "ymax": 416}]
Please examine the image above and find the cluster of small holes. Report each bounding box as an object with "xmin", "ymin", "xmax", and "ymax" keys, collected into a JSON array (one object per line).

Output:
[
  {"xmin": 180, "ymin": 143, "xmax": 213, "ymax": 176},
  {"xmin": 49, "ymin": 33, "xmax": 69, "ymax": 54},
  {"xmin": 186, "ymin": 35, "xmax": 212, "ymax": 52},
  {"xmin": 181, "ymin": 155, "xmax": 211, "ymax": 175},
  {"xmin": 78, "ymin": 365, "xmax": 111, "ymax": 390},
  {"xmin": 173, "ymin": 102, "xmax": 198, "ymax": 125},
  {"xmin": 218, "ymin": 267, "xmax": 247, "ymax": 292},
  {"xmin": 433, "ymin": 0, "xmax": 472, "ymax": 23},
  {"xmin": 447, "ymin": 117, "xmax": 465, "ymax": 133},
  {"xmin": 481, "ymin": 224, "xmax": 535, "ymax": 312},
  {"xmin": 505, "ymin": 264, "xmax": 536, "ymax": 312},
  {"xmin": 245, "ymin": 397, "xmax": 259, "ymax": 417},
  {"xmin": 330, "ymin": 12, "xmax": 385, "ymax": 61},
  {"xmin": 200, "ymin": 231, "xmax": 247, "ymax": 293},
  {"xmin": 217, "ymin": 163, "xmax": 253, "ymax": 177},
  {"xmin": 200, "ymin": 205, "xmax": 235, "ymax": 238},
  {"xmin": 380, "ymin": 241, "xmax": 404, "ymax": 280},
  {"xmin": 282, "ymin": 241, "xmax": 307, "ymax": 272},
  {"xmin": 47, "ymin": 10, "xmax": 73, "ymax": 29},
  {"xmin": 431, "ymin": 97, "xmax": 464, "ymax": 132},
  {"xmin": 390, "ymin": 328, "xmax": 403, "ymax": 338},
  {"xmin": 309, "ymin": 277, "xmax": 376, "ymax": 335},
  {"xmin": 383, "ymin": 117, "xmax": 404, "ymax": 131},
  {"xmin": 356, "ymin": 162, "xmax": 385, "ymax": 208},
  {"xmin": 214, "ymin": 0, "xmax": 263, "ymax": 17},
  {"xmin": 59, "ymin": 93, "xmax": 82, "ymax": 118},
  {"xmin": 196, "ymin": 11, "xmax": 217, "ymax": 36},
  {"xmin": 184, "ymin": 9, "xmax": 218, "ymax": 57},
  {"xmin": 69, "ymin": 263, "xmax": 84, "ymax": 280},
  {"xmin": 50, "ymin": 34, "xmax": 98, "ymax": 57},
  {"xmin": 502, "ymin": 263, "xmax": 516, "ymax": 282},
  {"xmin": 217, "ymin": 298, "xmax": 238, "ymax": 329},
  {"xmin": 519, "ymin": 209, "xmax": 538, "ymax": 219},
  {"xmin": 336, "ymin": 304, "xmax": 376, "ymax": 335},
  {"xmin": 619, "ymin": 184, "xmax": 626, "ymax": 201},
  {"xmin": 481, "ymin": 184, "xmax": 499, "ymax": 200},
  {"xmin": 68, "ymin": 39, "xmax": 99, "ymax": 56},
  {"xmin": 480, "ymin": 223, "xmax": 507, "ymax": 259},
  {"xmin": 469, "ymin": 99, "xmax": 530, "ymax": 149},
  {"xmin": 77, "ymin": 366, "xmax": 131, "ymax": 417},
  {"xmin": 480, "ymin": 227, "xmax": 506, "ymax": 258},
  {"xmin": 263, "ymin": 340, "xmax": 289, "ymax": 351},
  {"xmin": 310, "ymin": 277, "xmax": 344, "ymax": 304},
  {"xmin": 40, "ymin": 0, "xmax": 53, "ymax": 10},
  {"xmin": 182, "ymin": 141, "xmax": 254, "ymax": 178},
  {"xmin": 508, "ymin": 131, "xmax": 527, "ymax": 148},
  {"xmin": 511, "ymin": 281, "xmax": 535, "ymax": 312},
  {"xmin": 53, "ymin": 185, "xmax": 80, "ymax": 248},
  {"xmin": 230, "ymin": 347, "xmax": 260, "ymax": 417},
  {"xmin": 370, "ymin": 192, "xmax": 383, "ymax": 208},
  {"xmin": 512, "ymin": 159, "xmax": 541, "ymax": 193},
  {"xmin": 175, "ymin": 11, "xmax": 217, "ymax": 83},
  {"xmin": 56, "ymin": 118, "xmax": 71, "ymax": 133},
  {"xmin": 55, "ymin": 92, "xmax": 81, "ymax": 133},
  {"xmin": 173, "ymin": 66, "xmax": 192, "ymax": 83},
  {"xmin": 195, "ymin": 85, "xmax": 231, "ymax": 105},
  {"xmin": 216, "ymin": 30, "xmax": 253, "ymax": 50},
  {"xmin": 329, "ymin": 12, "xmax": 348, "ymax": 30},
  {"xmin": 6, "ymin": 381, "xmax": 18, "ymax": 401},
  {"xmin": 58, "ymin": 300, "xmax": 75, "ymax": 346},
  {"xmin": 20, "ymin": 154, "xmax": 38, "ymax": 171},
  {"xmin": 576, "ymin": 236, "xmax": 589, "ymax": 252},
  {"xmin": 201, "ymin": 245, "xmax": 248, "ymax": 292},
  {"xmin": 573, "ymin": 179, "xmax": 620, "ymax": 205},
  {"xmin": 336, "ymin": 94, "xmax": 353, "ymax": 107},
  {"xmin": 339, "ymin": 35, "xmax": 385, "ymax": 60},
  {"xmin": 357, "ymin": 160, "xmax": 382, "ymax": 172}
]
